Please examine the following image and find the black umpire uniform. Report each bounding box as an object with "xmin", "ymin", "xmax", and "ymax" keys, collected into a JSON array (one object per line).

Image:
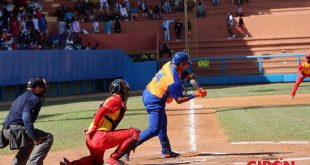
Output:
[{"xmin": 0, "ymin": 77, "xmax": 53, "ymax": 165}]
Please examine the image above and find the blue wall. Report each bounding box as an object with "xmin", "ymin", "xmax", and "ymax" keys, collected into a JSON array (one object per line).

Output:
[{"xmin": 0, "ymin": 49, "xmax": 157, "ymax": 91}]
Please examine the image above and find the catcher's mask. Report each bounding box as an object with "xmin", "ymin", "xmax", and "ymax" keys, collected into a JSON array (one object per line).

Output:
[{"xmin": 109, "ymin": 79, "xmax": 131, "ymax": 102}]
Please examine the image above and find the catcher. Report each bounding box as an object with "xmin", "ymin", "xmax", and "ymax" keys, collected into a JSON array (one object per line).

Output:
[
  {"xmin": 290, "ymin": 54, "xmax": 310, "ymax": 99},
  {"xmin": 60, "ymin": 79, "xmax": 140, "ymax": 165}
]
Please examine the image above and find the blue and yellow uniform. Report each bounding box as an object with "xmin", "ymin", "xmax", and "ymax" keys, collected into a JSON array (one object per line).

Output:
[{"xmin": 137, "ymin": 61, "xmax": 187, "ymax": 155}]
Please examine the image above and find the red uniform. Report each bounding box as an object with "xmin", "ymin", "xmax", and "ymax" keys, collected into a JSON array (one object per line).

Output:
[
  {"xmin": 70, "ymin": 95, "xmax": 139, "ymax": 165},
  {"xmin": 291, "ymin": 61, "xmax": 310, "ymax": 97}
]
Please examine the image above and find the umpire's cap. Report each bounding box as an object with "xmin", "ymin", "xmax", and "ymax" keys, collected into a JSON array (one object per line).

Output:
[
  {"xmin": 27, "ymin": 77, "xmax": 48, "ymax": 90},
  {"xmin": 171, "ymin": 52, "xmax": 192, "ymax": 65}
]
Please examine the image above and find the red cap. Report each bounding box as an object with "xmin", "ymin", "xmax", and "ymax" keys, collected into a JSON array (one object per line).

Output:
[{"xmin": 307, "ymin": 54, "xmax": 310, "ymax": 58}]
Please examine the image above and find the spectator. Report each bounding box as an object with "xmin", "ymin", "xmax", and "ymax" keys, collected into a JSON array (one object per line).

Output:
[
  {"xmin": 71, "ymin": 17, "xmax": 81, "ymax": 40},
  {"xmin": 130, "ymin": 5, "xmax": 138, "ymax": 21},
  {"xmin": 65, "ymin": 20, "xmax": 73, "ymax": 40},
  {"xmin": 104, "ymin": 18, "xmax": 112, "ymax": 34},
  {"xmin": 100, "ymin": 0, "xmax": 108, "ymax": 10},
  {"xmin": 32, "ymin": 15, "xmax": 40, "ymax": 32},
  {"xmin": 120, "ymin": 5, "xmax": 129, "ymax": 21},
  {"xmin": 236, "ymin": 4, "xmax": 244, "ymax": 17},
  {"xmin": 212, "ymin": 0, "xmax": 220, "ymax": 6},
  {"xmin": 187, "ymin": 19, "xmax": 192, "ymax": 39},
  {"xmin": 196, "ymin": 1, "xmax": 206, "ymax": 18},
  {"xmin": 4, "ymin": 35, "xmax": 13, "ymax": 51},
  {"xmin": 92, "ymin": 19, "xmax": 100, "ymax": 33},
  {"xmin": 38, "ymin": 14, "xmax": 47, "ymax": 34},
  {"xmin": 175, "ymin": 19, "xmax": 182, "ymax": 41},
  {"xmin": 163, "ymin": 1, "xmax": 172, "ymax": 13},
  {"xmin": 160, "ymin": 43, "xmax": 173, "ymax": 58},
  {"xmin": 227, "ymin": 13, "xmax": 235, "ymax": 39},
  {"xmin": 114, "ymin": 18, "xmax": 121, "ymax": 33},
  {"xmin": 64, "ymin": 8, "xmax": 74, "ymax": 22},
  {"xmin": 58, "ymin": 18, "xmax": 66, "ymax": 35},
  {"xmin": 153, "ymin": 5, "xmax": 161, "ymax": 20},
  {"xmin": 141, "ymin": 0, "xmax": 148, "ymax": 16},
  {"xmin": 11, "ymin": 17, "xmax": 19, "ymax": 38},
  {"xmin": 162, "ymin": 18, "xmax": 175, "ymax": 41},
  {"xmin": 236, "ymin": 16, "xmax": 248, "ymax": 38}
]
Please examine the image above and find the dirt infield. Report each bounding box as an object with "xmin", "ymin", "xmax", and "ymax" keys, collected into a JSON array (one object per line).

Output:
[{"xmin": 1, "ymin": 94, "xmax": 310, "ymax": 165}]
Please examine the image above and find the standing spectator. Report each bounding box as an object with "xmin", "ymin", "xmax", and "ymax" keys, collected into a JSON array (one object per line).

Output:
[
  {"xmin": 227, "ymin": 13, "xmax": 235, "ymax": 39},
  {"xmin": 104, "ymin": 18, "xmax": 112, "ymax": 34},
  {"xmin": 130, "ymin": 5, "xmax": 138, "ymax": 21},
  {"xmin": 32, "ymin": 15, "xmax": 40, "ymax": 33},
  {"xmin": 38, "ymin": 14, "xmax": 47, "ymax": 34},
  {"xmin": 153, "ymin": 5, "xmax": 161, "ymax": 19},
  {"xmin": 58, "ymin": 18, "xmax": 66, "ymax": 35},
  {"xmin": 236, "ymin": 4, "xmax": 244, "ymax": 17},
  {"xmin": 65, "ymin": 20, "xmax": 73, "ymax": 40},
  {"xmin": 64, "ymin": 8, "xmax": 74, "ymax": 22},
  {"xmin": 163, "ymin": 1, "xmax": 172, "ymax": 13},
  {"xmin": 4, "ymin": 35, "xmax": 13, "ymax": 51},
  {"xmin": 141, "ymin": 0, "xmax": 148, "ymax": 16},
  {"xmin": 196, "ymin": 1, "xmax": 206, "ymax": 18},
  {"xmin": 71, "ymin": 17, "xmax": 80, "ymax": 41},
  {"xmin": 114, "ymin": 18, "xmax": 121, "ymax": 33},
  {"xmin": 236, "ymin": 16, "xmax": 248, "ymax": 38},
  {"xmin": 11, "ymin": 17, "xmax": 19, "ymax": 38},
  {"xmin": 120, "ymin": 5, "xmax": 129, "ymax": 21},
  {"xmin": 162, "ymin": 18, "xmax": 175, "ymax": 41},
  {"xmin": 1, "ymin": 77, "xmax": 53, "ymax": 165},
  {"xmin": 92, "ymin": 19, "xmax": 100, "ymax": 33},
  {"xmin": 100, "ymin": 0, "xmax": 108, "ymax": 10},
  {"xmin": 174, "ymin": 19, "xmax": 182, "ymax": 41}
]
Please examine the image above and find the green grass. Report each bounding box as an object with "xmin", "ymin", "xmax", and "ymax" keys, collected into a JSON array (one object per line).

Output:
[
  {"xmin": 0, "ymin": 82, "xmax": 309, "ymax": 154},
  {"xmin": 204, "ymin": 82, "xmax": 310, "ymax": 98},
  {"xmin": 217, "ymin": 105, "xmax": 310, "ymax": 142},
  {"xmin": 0, "ymin": 96, "xmax": 147, "ymax": 154}
]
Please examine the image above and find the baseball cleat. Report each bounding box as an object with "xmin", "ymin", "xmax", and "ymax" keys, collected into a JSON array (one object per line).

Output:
[
  {"xmin": 60, "ymin": 157, "xmax": 71, "ymax": 165},
  {"xmin": 162, "ymin": 151, "xmax": 181, "ymax": 159},
  {"xmin": 106, "ymin": 158, "xmax": 126, "ymax": 165},
  {"xmin": 289, "ymin": 95, "xmax": 294, "ymax": 99}
]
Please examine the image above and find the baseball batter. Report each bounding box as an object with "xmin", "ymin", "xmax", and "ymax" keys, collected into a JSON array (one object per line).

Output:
[
  {"xmin": 290, "ymin": 54, "xmax": 310, "ymax": 99},
  {"xmin": 131, "ymin": 52, "xmax": 207, "ymax": 159},
  {"xmin": 60, "ymin": 79, "xmax": 140, "ymax": 165}
]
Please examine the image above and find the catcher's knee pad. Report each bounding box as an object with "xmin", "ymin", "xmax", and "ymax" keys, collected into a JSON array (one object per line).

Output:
[{"xmin": 130, "ymin": 128, "xmax": 140, "ymax": 141}]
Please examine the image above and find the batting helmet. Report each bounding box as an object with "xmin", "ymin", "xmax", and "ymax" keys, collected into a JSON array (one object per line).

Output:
[
  {"xmin": 172, "ymin": 52, "xmax": 192, "ymax": 66},
  {"xmin": 109, "ymin": 79, "xmax": 131, "ymax": 102}
]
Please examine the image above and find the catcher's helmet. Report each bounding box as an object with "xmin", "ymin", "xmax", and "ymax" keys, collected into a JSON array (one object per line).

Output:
[{"xmin": 109, "ymin": 79, "xmax": 131, "ymax": 102}]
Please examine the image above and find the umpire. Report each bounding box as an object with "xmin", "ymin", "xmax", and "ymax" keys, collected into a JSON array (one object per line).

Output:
[{"xmin": 0, "ymin": 77, "xmax": 53, "ymax": 165}]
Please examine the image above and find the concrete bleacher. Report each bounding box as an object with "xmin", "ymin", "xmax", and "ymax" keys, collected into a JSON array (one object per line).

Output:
[{"xmin": 41, "ymin": 0, "xmax": 310, "ymax": 77}]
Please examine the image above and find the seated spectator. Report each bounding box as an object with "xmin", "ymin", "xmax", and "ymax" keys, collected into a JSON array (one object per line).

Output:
[
  {"xmin": 160, "ymin": 43, "xmax": 173, "ymax": 58},
  {"xmin": 196, "ymin": 1, "xmax": 206, "ymax": 18},
  {"xmin": 212, "ymin": 0, "xmax": 220, "ymax": 6},
  {"xmin": 163, "ymin": 1, "xmax": 172, "ymax": 13},
  {"xmin": 130, "ymin": 5, "xmax": 138, "ymax": 21},
  {"xmin": 114, "ymin": 18, "xmax": 121, "ymax": 33},
  {"xmin": 92, "ymin": 19, "xmax": 100, "ymax": 33}
]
